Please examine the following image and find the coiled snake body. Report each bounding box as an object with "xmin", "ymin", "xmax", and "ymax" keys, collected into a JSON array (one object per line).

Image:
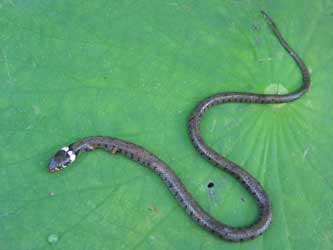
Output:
[{"xmin": 48, "ymin": 11, "xmax": 311, "ymax": 242}]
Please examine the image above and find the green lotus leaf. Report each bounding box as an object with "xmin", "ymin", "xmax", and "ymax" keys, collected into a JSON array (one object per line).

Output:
[{"xmin": 0, "ymin": 1, "xmax": 332, "ymax": 250}]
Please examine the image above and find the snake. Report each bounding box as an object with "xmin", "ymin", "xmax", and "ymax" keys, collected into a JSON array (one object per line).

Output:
[{"xmin": 48, "ymin": 11, "xmax": 311, "ymax": 242}]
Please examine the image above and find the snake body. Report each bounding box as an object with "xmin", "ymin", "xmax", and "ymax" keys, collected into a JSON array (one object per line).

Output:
[{"xmin": 48, "ymin": 11, "xmax": 311, "ymax": 242}]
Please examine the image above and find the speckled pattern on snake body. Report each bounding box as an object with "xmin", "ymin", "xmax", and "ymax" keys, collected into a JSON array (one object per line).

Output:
[{"xmin": 48, "ymin": 11, "xmax": 311, "ymax": 242}]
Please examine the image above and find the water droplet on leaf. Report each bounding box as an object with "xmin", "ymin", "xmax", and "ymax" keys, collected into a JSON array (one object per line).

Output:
[{"xmin": 47, "ymin": 234, "xmax": 59, "ymax": 244}]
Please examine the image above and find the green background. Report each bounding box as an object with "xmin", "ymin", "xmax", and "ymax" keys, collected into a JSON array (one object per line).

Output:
[{"xmin": 1, "ymin": 1, "xmax": 332, "ymax": 249}]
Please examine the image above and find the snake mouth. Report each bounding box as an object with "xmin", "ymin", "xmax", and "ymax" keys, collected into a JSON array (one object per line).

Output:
[
  {"xmin": 48, "ymin": 158, "xmax": 62, "ymax": 173},
  {"xmin": 48, "ymin": 166, "xmax": 60, "ymax": 173},
  {"xmin": 48, "ymin": 168, "xmax": 57, "ymax": 173}
]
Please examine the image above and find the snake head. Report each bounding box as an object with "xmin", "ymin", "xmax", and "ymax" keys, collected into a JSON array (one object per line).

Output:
[{"xmin": 48, "ymin": 146, "xmax": 76, "ymax": 173}]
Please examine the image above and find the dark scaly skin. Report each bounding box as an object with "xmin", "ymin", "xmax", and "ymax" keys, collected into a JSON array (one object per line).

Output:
[{"xmin": 48, "ymin": 11, "xmax": 311, "ymax": 242}]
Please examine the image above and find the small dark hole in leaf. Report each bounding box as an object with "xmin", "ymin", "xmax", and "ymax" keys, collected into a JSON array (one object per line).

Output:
[{"xmin": 207, "ymin": 182, "xmax": 214, "ymax": 188}]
